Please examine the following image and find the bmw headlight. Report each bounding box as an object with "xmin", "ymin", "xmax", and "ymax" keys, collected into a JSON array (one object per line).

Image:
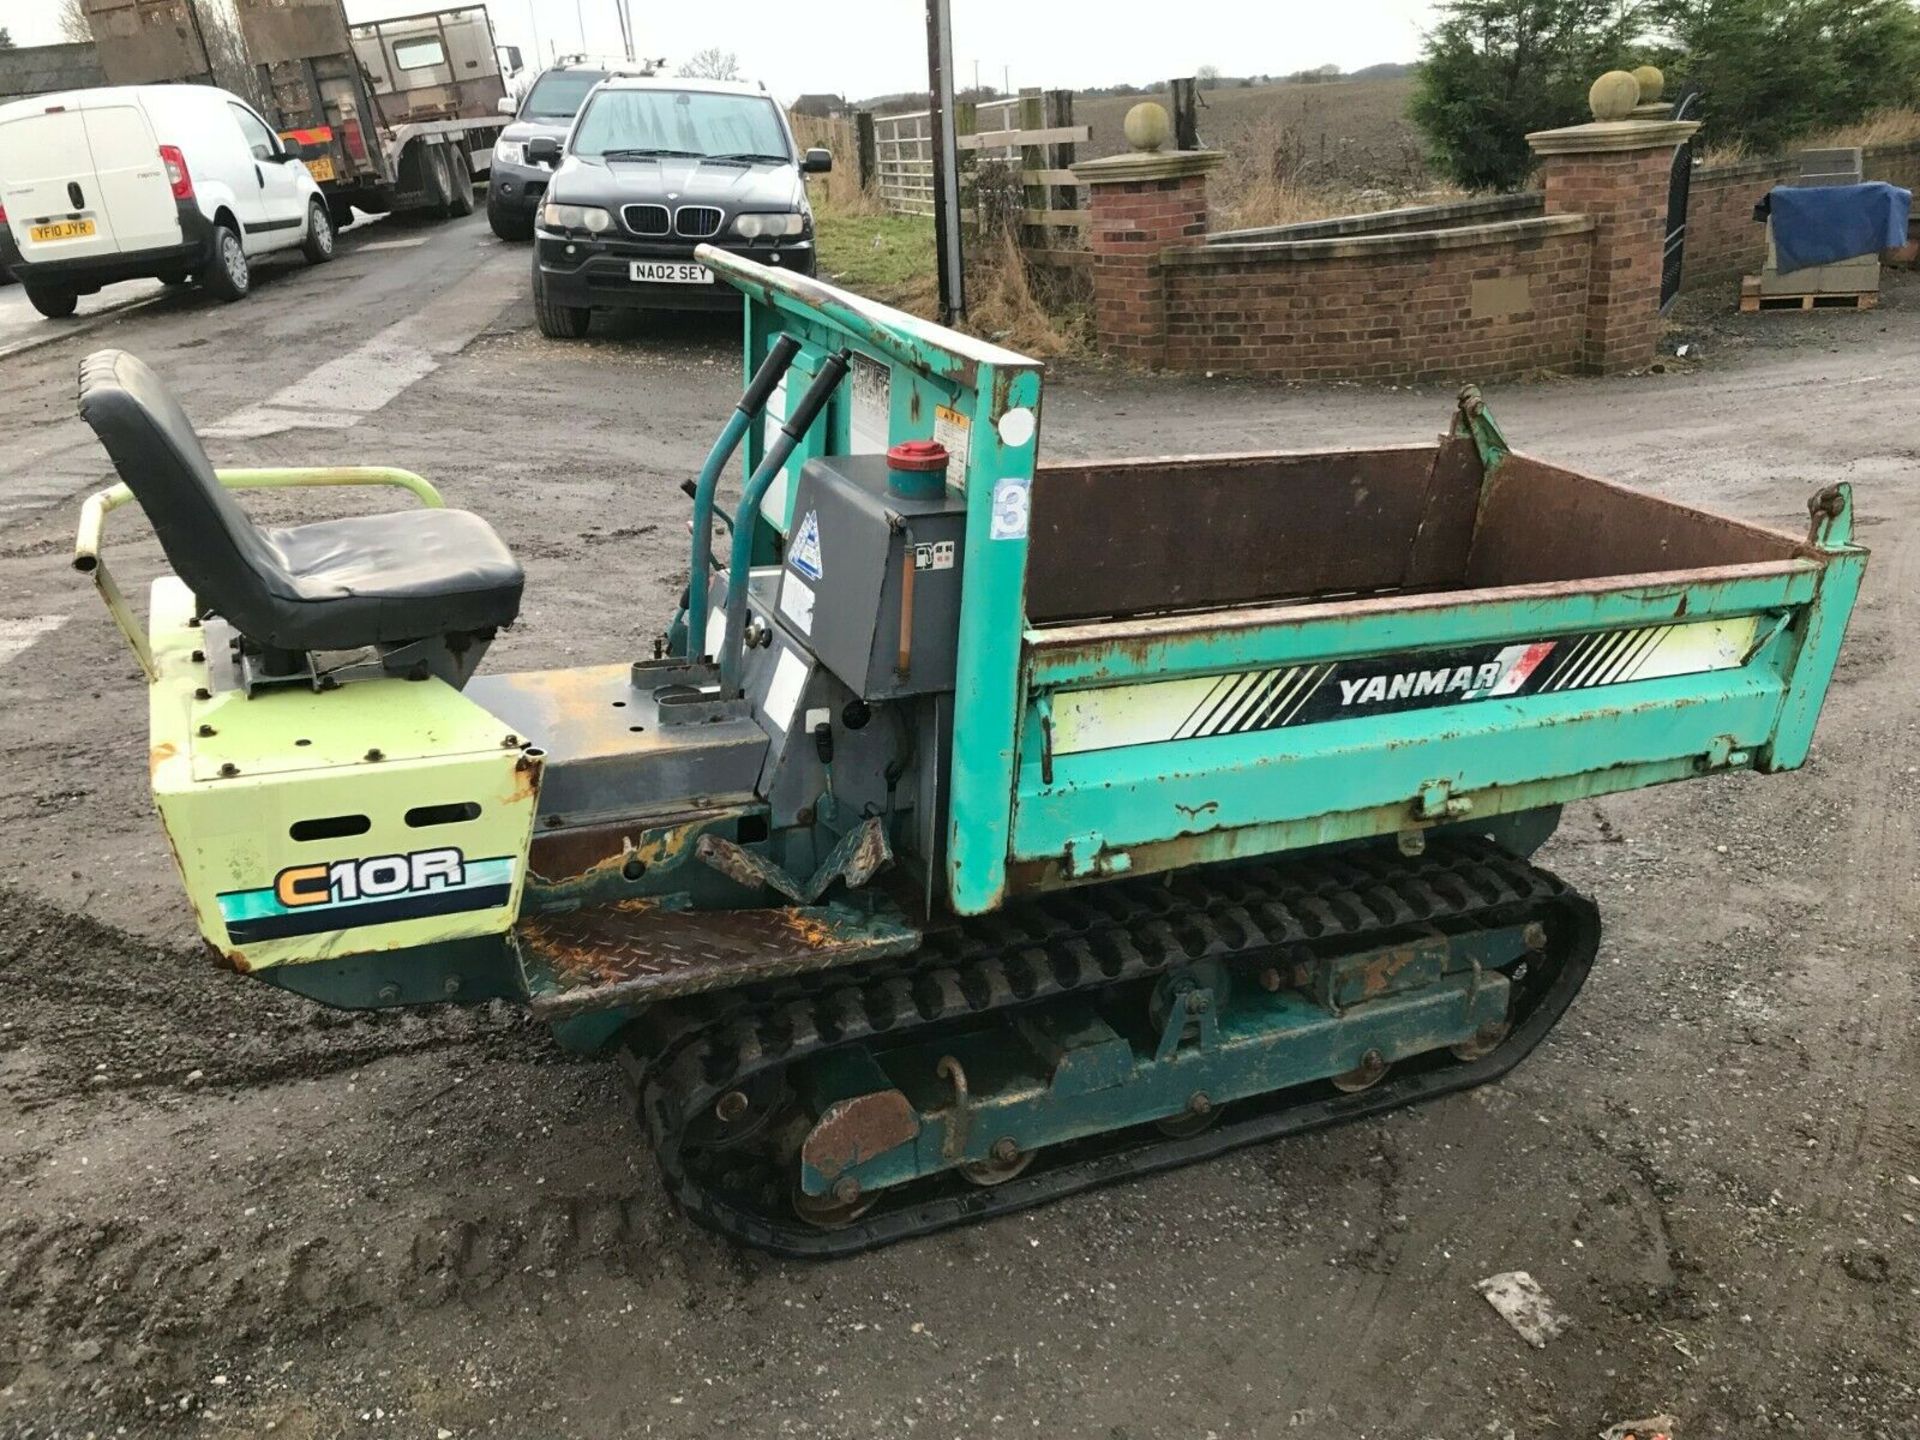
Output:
[
  {"xmin": 494, "ymin": 138, "xmax": 526, "ymax": 168},
  {"xmin": 732, "ymin": 212, "xmax": 806, "ymax": 239},
  {"xmin": 541, "ymin": 202, "xmax": 613, "ymax": 233}
]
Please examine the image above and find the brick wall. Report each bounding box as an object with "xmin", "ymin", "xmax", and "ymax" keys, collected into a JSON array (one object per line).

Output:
[
  {"xmin": 1864, "ymin": 139, "xmax": 1920, "ymax": 196},
  {"xmin": 1210, "ymin": 192, "xmax": 1545, "ymax": 246},
  {"xmin": 1685, "ymin": 157, "xmax": 1800, "ymax": 292},
  {"xmin": 1084, "ymin": 173, "xmax": 1210, "ymax": 366},
  {"xmin": 1541, "ymin": 142, "xmax": 1673, "ymax": 372},
  {"xmin": 1158, "ymin": 218, "xmax": 1595, "ymax": 382}
]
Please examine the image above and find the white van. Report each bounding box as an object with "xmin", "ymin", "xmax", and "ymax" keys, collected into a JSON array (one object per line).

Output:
[{"xmin": 0, "ymin": 84, "xmax": 335, "ymax": 319}]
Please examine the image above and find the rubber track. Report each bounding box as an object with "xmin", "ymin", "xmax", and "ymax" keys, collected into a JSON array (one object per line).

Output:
[{"xmin": 621, "ymin": 837, "xmax": 1600, "ymax": 1258}]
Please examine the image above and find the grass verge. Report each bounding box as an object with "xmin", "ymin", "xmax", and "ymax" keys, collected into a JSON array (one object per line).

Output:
[{"xmin": 814, "ymin": 208, "xmax": 938, "ymax": 314}]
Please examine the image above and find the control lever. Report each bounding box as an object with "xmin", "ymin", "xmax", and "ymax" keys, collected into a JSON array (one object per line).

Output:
[
  {"xmin": 717, "ymin": 349, "xmax": 851, "ymax": 693},
  {"xmin": 684, "ymin": 333, "xmax": 803, "ymax": 658}
]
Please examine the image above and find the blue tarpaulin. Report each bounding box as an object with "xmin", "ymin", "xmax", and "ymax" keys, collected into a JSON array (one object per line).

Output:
[{"xmin": 1755, "ymin": 182, "xmax": 1912, "ymax": 274}]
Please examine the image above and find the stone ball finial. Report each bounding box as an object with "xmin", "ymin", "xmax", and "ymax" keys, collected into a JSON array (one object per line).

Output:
[
  {"xmin": 1589, "ymin": 70, "xmax": 1641, "ymax": 122},
  {"xmin": 1632, "ymin": 64, "xmax": 1665, "ymax": 103},
  {"xmin": 1123, "ymin": 101, "xmax": 1171, "ymax": 153}
]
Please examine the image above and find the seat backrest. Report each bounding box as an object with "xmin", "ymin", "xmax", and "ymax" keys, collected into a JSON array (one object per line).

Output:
[{"xmin": 78, "ymin": 349, "xmax": 294, "ymax": 644}]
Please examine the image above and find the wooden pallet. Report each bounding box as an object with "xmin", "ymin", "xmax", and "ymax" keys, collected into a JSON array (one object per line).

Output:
[{"xmin": 1740, "ymin": 276, "xmax": 1880, "ymax": 313}]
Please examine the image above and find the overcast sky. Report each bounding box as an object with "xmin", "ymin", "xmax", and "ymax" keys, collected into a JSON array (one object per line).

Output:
[{"xmin": 1, "ymin": 0, "xmax": 1442, "ymax": 102}]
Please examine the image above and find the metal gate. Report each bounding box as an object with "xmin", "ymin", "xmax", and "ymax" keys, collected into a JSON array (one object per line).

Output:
[{"xmin": 1660, "ymin": 90, "xmax": 1702, "ymax": 312}]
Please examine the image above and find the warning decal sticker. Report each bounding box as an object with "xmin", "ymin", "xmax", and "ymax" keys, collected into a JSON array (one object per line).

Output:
[
  {"xmin": 1047, "ymin": 616, "xmax": 1761, "ymax": 756},
  {"xmin": 790, "ymin": 509, "xmax": 824, "ymax": 581}
]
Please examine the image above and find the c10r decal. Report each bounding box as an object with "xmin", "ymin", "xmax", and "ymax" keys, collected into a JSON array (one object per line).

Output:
[
  {"xmin": 1048, "ymin": 617, "xmax": 1762, "ymax": 757},
  {"xmin": 218, "ymin": 847, "xmax": 516, "ymax": 943}
]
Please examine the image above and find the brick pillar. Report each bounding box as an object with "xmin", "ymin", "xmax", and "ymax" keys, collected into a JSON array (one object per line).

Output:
[
  {"xmin": 1527, "ymin": 119, "xmax": 1699, "ymax": 374},
  {"xmin": 1071, "ymin": 148, "xmax": 1221, "ymax": 366}
]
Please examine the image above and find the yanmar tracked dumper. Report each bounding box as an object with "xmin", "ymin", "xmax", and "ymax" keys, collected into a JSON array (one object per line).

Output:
[{"xmin": 72, "ymin": 251, "xmax": 1864, "ymax": 1255}]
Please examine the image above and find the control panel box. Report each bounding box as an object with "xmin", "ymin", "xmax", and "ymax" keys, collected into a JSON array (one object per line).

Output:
[{"xmin": 775, "ymin": 455, "xmax": 967, "ymax": 700}]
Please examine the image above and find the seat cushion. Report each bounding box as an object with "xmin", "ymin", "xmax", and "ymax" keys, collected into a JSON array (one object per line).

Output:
[
  {"xmin": 79, "ymin": 348, "xmax": 522, "ymax": 656},
  {"xmin": 260, "ymin": 508, "xmax": 524, "ymax": 651}
]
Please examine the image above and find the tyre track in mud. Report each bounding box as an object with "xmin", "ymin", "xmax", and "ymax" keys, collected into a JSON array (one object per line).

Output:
[
  {"xmin": 0, "ymin": 1188, "xmax": 689, "ymax": 1412},
  {"xmin": 0, "ymin": 886, "xmax": 712, "ymax": 1416},
  {"xmin": 0, "ymin": 884, "xmax": 552, "ymax": 1108}
]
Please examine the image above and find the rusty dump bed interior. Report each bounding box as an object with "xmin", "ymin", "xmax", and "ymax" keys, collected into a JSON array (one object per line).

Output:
[{"xmin": 1025, "ymin": 438, "xmax": 1813, "ymax": 626}]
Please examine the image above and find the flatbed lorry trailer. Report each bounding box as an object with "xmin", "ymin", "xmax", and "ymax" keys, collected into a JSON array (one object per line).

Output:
[
  {"xmin": 69, "ymin": 251, "xmax": 1864, "ymax": 1255},
  {"xmin": 83, "ymin": 0, "xmax": 511, "ymax": 226}
]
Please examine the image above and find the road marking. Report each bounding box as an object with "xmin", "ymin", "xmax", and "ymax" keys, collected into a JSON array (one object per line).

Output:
[
  {"xmin": 0, "ymin": 616, "xmax": 67, "ymax": 670},
  {"xmin": 351, "ymin": 238, "xmax": 430, "ymax": 252},
  {"xmin": 205, "ymin": 314, "xmax": 458, "ymax": 437},
  {"xmin": 202, "ymin": 249, "xmax": 515, "ymax": 439}
]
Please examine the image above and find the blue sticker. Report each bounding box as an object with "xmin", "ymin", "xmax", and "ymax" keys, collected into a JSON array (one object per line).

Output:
[{"xmin": 790, "ymin": 508, "xmax": 824, "ymax": 580}]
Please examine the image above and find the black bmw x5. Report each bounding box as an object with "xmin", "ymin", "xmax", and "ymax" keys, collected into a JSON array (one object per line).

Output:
[{"xmin": 530, "ymin": 76, "xmax": 829, "ymax": 336}]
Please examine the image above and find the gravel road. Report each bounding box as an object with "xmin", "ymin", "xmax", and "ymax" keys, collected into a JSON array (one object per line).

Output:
[{"xmin": 0, "ymin": 212, "xmax": 1914, "ymax": 1439}]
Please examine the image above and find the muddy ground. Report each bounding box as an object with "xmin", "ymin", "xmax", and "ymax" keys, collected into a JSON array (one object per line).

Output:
[{"xmin": 0, "ymin": 217, "xmax": 1915, "ymax": 1439}]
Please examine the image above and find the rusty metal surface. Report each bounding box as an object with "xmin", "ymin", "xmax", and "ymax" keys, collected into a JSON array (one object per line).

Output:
[
  {"xmin": 801, "ymin": 1092, "xmax": 921, "ymax": 1181},
  {"xmin": 525, "ymin": 806, "xmax": 733, "ymax": 897},
  {"xmin": 515, "ymin": 899, "xmax": 921, "ymax": 1018},
  {"xmin": 84, "ymin": 0, "xmax": 212, "ymax": 84},
  {"xmin": 235, "ymin": 0, "xmax": 354, "ymax": 67},
  {"xmin": 1027, "ymin": 444, "xmax": 1477, "ymax": 623},
  {"xmin": 1027, "ymin": 557, "xmax": 1820, "ymax": 661},
  {"xmin": 1464, "ymin": 454, "xmax": 1810, "ymax": 588},
  {"xmin": 696, "ymin": 817, "xmax": 893, "ymax": 904}
]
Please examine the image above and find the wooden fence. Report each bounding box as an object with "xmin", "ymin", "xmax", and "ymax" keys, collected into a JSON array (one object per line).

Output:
[{"xmin": 863, "ymin": 89, "xmax": 1091, "ymax": 264}]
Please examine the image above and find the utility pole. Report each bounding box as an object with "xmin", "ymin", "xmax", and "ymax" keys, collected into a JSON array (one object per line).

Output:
[{"xmin": 926, "ymin": 0, "xmax": 966, "ymax": 324}]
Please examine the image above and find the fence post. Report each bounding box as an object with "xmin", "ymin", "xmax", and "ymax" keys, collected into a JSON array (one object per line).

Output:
[
  {"xmin": 855, "ymin": 110, "xmax": 877, "ymax": 191},
  {"xmin": 1018, "ymin": 87, "xmax": 1045, "ymax": 250},
  {"xmin": 1169, "ymin": 77, "xmax": 1199, "ymax": 150},
  {"xmin": 955, "ymin": 99, "xmax": 978, "ymax": 230},
  {"xmin": 1045, "ymin": 89, "xmax": 1077, "ymax": 220}
]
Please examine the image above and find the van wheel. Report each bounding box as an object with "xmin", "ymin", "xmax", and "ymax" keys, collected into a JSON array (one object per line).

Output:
[
  {"xmin": 301, "ymin": 198, "xmax": 336, "ymax": 264},
  {"xmin": 25, "ymin": 286, "xmax": 77, "ymax": 319},
  {"xmin": 201, "ymin": 224, "xmax": 251, "ymax": 302},
  {"xmin": 532, "ymin": 259, "xmax": 590, "ymax": 339},
  {"xmin": 447, "ymin": 150, "xmax": 476, "ymax": 217}
]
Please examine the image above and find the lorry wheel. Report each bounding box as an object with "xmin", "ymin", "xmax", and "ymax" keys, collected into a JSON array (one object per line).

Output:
[
  {"xmin": 201, "ymin": 223, "xmax": 251, "ymax": 302},
  {"xmin": 25, "ymin": 286, "xmax": 77, "ymax": 319},
  {"xmin": 423, "ymin": 145, "xmax": 455, "ymax": 218},
  {"xmin": 158, "ymin": 272, "xmax": 191, "ymax": 287},
  {"xmin": 532, "ymin": 260, "xmax": 590, "ymax": 339},
  {"xmin": 328, "ymin": 197, "xmax": 356, "ymax": 232},
  {"xmin": 447, "ymin": 150, "xmax": 476, "ymax": 217},
  {"xmin": 488, "ymin": 190, "xmax": 534, "ymax": 241},
  {"xmin": 301, "ymin": 198, "xmax": 336, "ymax": 264}
]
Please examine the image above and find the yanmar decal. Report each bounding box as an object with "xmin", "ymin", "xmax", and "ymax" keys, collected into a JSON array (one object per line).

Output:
[
  {"xmin": 1049, "ymin": 617, "xmax": 1761, "ymax": 756},
  {"xmin": 217, "ymin": 847, "xmax": 515, "ymax": 943}
]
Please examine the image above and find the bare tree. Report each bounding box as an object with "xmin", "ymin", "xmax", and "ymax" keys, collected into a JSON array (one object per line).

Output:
[
  {"xmin": 58, "ymin": 0, "xmax": 92, "ymax": 43},
  {"xmin": 680, "ymin": 47, "xmax": 740, "ymax": 81},
  {"xmin": 1197, "ymin": 64, "xmax": 1221, "ymax": 90}
]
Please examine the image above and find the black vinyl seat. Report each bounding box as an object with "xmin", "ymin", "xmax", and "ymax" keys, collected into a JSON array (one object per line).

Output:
[{"xmin": 77, "ymin": 349, "xmax": 522, "ymax": 655}]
